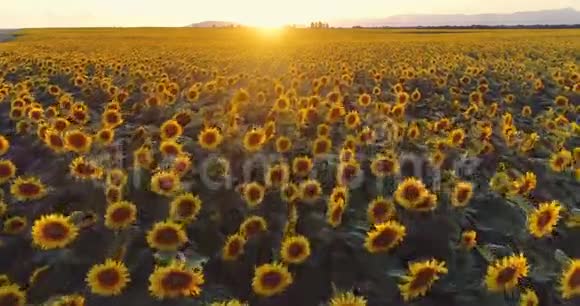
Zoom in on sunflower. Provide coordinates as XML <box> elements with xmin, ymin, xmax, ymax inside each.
<box><xmin>357</xmin><ymin>93</ymin><xmax>372</xmax><ymax>107</ymax></box>
<box><xmin>329</xmin><ymin>291</ymin><xmax>367</xmax><ymax>306</ymax></box>
<box><xmin>299</xmin><ymin>179</ymin><xmax>322</xmax><ymax>203</ymax></box>
<box><xmin>252</xmin><ymin>262</ymin><xmax>293</xmax><ymax>297</ymax></box>
<box><xmin>10</xmin><ymin>176</ymin><xmax>47</xmax><ymax>201</ymax></box>
<box><xmin>52</xmin><ymin>294</ymin><xmax>85</xmax><ymax>306</ymax></box>
<box><xmin>210</xmin><ymin>299</ymin><xmax>248</xmax><ymax>306</ymax></box>
<box><xmin>222</xmin><ymin>233</ymin><xmax>246</xmax><ymax>261</ymax></box>
<box><xmin>101</xmin><ymin>109</ymin><xmax>123</xmax><ymax>128</ymax></box>
<box><xmin>265</xmin><ymin>163</ymin><xmax>290</xmax><ymax>189</ymax></box>
<box><xmin>448</xmin><ymin>128</ymin><xmax>465</xmax><ymax>147</ymax></box>
<box><xmin>528</xmin><ymin>200</ymin><xmax>561</xmax><ymax>238</ymax></box>
<box><xmin>171</xmin><ymin>154</ymin><xmax>192</xmax><ymax>177</ymax></box>
<box><xmin>394</xmin><ymin>177</ymin><xmax>428</xmax><ymax>209</ymax></box>
<box><xmin>31</xmin><ymin>214</ymin><xmax>78</xmax><ymax>250</ymax></box>
<box><xmin>364</xmin><ymin>220</ymin><xmax>406</xmax><ymax>253</ymax></box>
<box><xmin>160</xmin><ymin>119</ymin><xmax>183</xmax><ymax>140</ymax></box>
<box><xmin>406</xmin><ymin>124</ymin><xmax>421</xmax><ymax>140</ymax></box>
<box><xmin>327</xmin><ymin>199</ymin><xmax>345</xmax><ymax>227</ymax></box>
<box><xmin>0</xmin><ymin>284</ymin><xmax>26</xmax><ymax>306</ymax></box>
<box><xmin>243</xmin><ymin>127</ymin><xmax>266</xmax><ymax>152</ymax></box>
<box><xmin>336</xmin><ymin>161</ymin><xmax>361</xmax><ymax>186</ymax></box>
<box><xmin>367</xmin><ymin>196</ymin><xmax>396</xmax><ymax>225</ymax></box>
<box><xmin>339</xmin><ymin>147</ymin><xmax>356</xmax><ymax>163</ymax></box>
<box><xmin>317</xmin><ymin>124</ymin><xmax>331</xmax><ymax>137</ymax></box>
<box><xmin>64</xmin><ymin>129</ymin><xmax>92</xmax><ymax>154</ymax></box>
<box><xmin>510</xmin><ymin>172</ymin><xmax>536</xmax><ymax>196</ymax></box>
<box><xmin>312</xmin><ymin>136</ymin><xmax>332</xmax><ymax>156</ymax></box>
<box><xmin>281</xmin><ymin>183</ymin><xmax>299</xmax><ymax>203</ymax></box>
<box><xmin>549</xmin><ymin>149</ymin><xmax>572</xmax><ymax>172</ymax></box>
<box><xmin>104</xmin><ymin>201</ymin><xmax>137</xmax><ymax>230</ymax></box>
<box><xmin>292</xmin><ymin>156</ymin><xmax>313</xmax><ymax>177</ymax></box>
<box><xmin>451</xmin><ymin>181</ymin><xmax>473</xmax><ymax>208</ymax></box>
<box><xmin>146</xmin><ymin>220</ymin><xmax>188</xmax><ymax>251</ymax></box>
<box><xmin>198</xmin><ymin>127</ymin><xmax>223</xmax><ymax>150</ymax></box>
<box><xmin>560</xmin><ymin>259</ymin><xmax>580</xmax><ymax>299</ymax></box>
<box><xmin>105</xmin><ymin>186</ymin><xmax>123</xmax><ymax>204</ymax></box>
<box><xmin>329</xmin><ymin>185</ymin><xmax>349</xmax><ymax>206</ymax></box>
<box><xmin>0</xmin><ymin>135</ymin><xmax>10</xmax><ymax>156</ymax></box>
<box><xmin>239</xmin><ymin>216</ymin><xmax>268</xmax><ymax>239</ymax></box>
<box><xmin>173</xmin><ymin>110</ymin><xmax>193</xmax><ymax>128</ymax></box>
<box><xmin>0</xmin><ymin>160</ymin><xmax>16</xmax><ymax>184</ymax></box>
<box><xmin>326</xmin><ymin>103</ymin><xmax>346</xmax><ymax>122</ymax></box>
<box><xmin>169</xmin><ymin>193</ymin><xmax>202</xmax><ymax>223</ymax></box>
<box><xmin>242</xmin><ymin>182</ymin><xmax>265</xmax><ymax>208</ymax></box>
<box><xmin>95</xmin><ymin>128</ymin><xmax>115</xmax><ymax>145</ymax></box>
<box><xmin>398</xmin><ymin>259</ymin><xmax>448</xmax><ymax>301</ymax></box>
<box><xmin>274</xmin><ymin>96</ymin><xmax>290</xmax><ymax>112</ymax></box>
<box><xmin>133</xmin><ymin>146</ymin><xmax>154</xmax><ymax>169</ymax></box>
<box><xmin>69</xmin><ymin>156</ymin><xmax>103</xmax><ymax>180</ymax></box>
<box><xmin>485</xmin><ymin>253</ymin><xmax>529</xmax><ymax>292</ymax></box>
<box><xmin>86</xmin><ymin>259</ymin><xmax>130</xmax><ymax>296</ymax></box>
<box><xmin>106</xmin><ymin>168</ymin><xmax>127</xmax><ymax>187</ymax></box>
<box><xmin>520</xmin><ymin>289</ymin><xmax>539</xmax><ymax>306</ymax></box>
<box><xmin>521</xmin><ymin>106</ymin><xmax>532</xmax><ymax>117</ymax></box>
<box><xmin>344</xmin><ymin>111</ymin><xmax>361</xmax><ymax>130</ymax></box>
<box><xmin>159</xmin><ymin>140</ymin><xmax>183</xmax><ymax>157</ymax></box>
<box><xmin>357</xmin><ymin>126</ymin><xmax>375</xmax><ymax>145</ymax></box>
<box><xmin>150</xmin><ymin>171</ymin><xmax>181</xmax><ymax>197</ymax></box>
<box><xmin>280</xmin><ymin>235</ymin><xmax>311</xmax><ymax>265</ymax></box>
<box><xmin>3</xmin><ymin>216</ymin><xmax>27</xmax><ymax>234</ymax></box>
<box><xmin>370</xmin><ymin>154</ymin><xmax>399</xmax><ymax>177</ymax></box>
<box><xmin>454</xmin><ymin>229</ymin><xmax>475</xmax><ymax>251</ymax></box>
<box><xmin>275</xmin><ymin>136</ymin><xmax>292</xmax><ymax>153</ymax></box>
<box><xmin>148</xmin><ymin>261</ymin><xmax>204</xmax><ymax>299</ymax></box>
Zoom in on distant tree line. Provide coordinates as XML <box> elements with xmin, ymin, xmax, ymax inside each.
<box><xmin>351</xmin><ymin>24</ymin><xmax>580</xmax><ymax>29</ymax></box>
<box><xmin>310</xmin><ymin>21</ymin><xmax>330</xmax><ymax>29</ymax></box>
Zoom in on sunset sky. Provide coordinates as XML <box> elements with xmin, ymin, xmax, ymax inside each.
<box><xmin>1</xmin><ymin>0</ymin><xmax>579</xmax><ymax>28</ymax></box>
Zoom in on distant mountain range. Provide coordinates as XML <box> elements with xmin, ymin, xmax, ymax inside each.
<box><xmin>333</xmin><ymin>8</ymin><xmax>580</xmax><ymax>28</ymax></box>
<box><xmin>187</xmin><ymin>8</ymin><xmax>580</xmax><ymax>28</ymax></box>
<box><xmin>187</xmin><ymin>21</ymin><xmax>240</xmax><ymax>28</ymax></box>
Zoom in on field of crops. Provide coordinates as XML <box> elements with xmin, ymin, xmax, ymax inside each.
<box><xmin>0</xmin><ymin>28</ymin><xmax>579</xmax><ymax>306</ymax></box>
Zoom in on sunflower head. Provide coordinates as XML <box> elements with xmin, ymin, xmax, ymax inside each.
<box><xmin>32</xmin><ymin>214</ymin><xmax>78</xmax><ymax>250</ymax></box>
<box><xmin>0</xmin><ymin>284</ymin><xmax>26</xmax><ymax>306</ymax></box>
<box><xmin>242</xmin><ymin>182</ymin><xmax>265</xmax><ymax>208</ymax></box>
<box><xmin>160</xmin><ymin>119</ymin><xmax>183</xmax><ymax>140</ymax></box>
<box><xmin>528</xmin><ymin>200</ymin><xmax>561</xmax><ymax>238</ymax></box>
<box><xmin>64</xmin><ymin>129</ymin><xmax>93</xmax><ymax>154</ymax></box>
<box><xmin>329</xmin><ymin>291</ymin><xmax>367</xmax><ymax>306</ymax></box>
<box><xmin>275</xmin><ymin>136</ymin><xmax>292</xmax><ymax>153</ymax></box>
<box><xmin>370</xmin><ymin>154</ymin><xmax>399</xmax><ymax>177</ymax></box>
<box><xmin>239</xmin><ymin>216</ymin><xmax>268</xmax><ymax>239</ymax></box>
<box><xmin>560</xmin><ymin>259</ymin><xmax>580</xmax><ymax>299</ymax></box>
<box><xmin>394</xmin><ymin>177</ymin><xmax>428</xmax><ymax>209</ymax></box>
<box><xmin>252</xmin><ymin>262</ymin><xmax>293</xmax><ymax>297</ymax></box>
<box><xmin>86</xmin><ymin>259</ymin><xmax>130</xmax><ymax>296</ymax></box>
<box><xmin>149</xmin><ymin>261</ymin><xmax>204</xmax><ymax>299</ymax></box>
<box><xmin>198</xmin><ymin>127</ymin><xmax>223</xmax><ymax>151</ymax></box>
<box><xmin>292</xmin><ymin>156</ymin><xmax>313</xmax><ymax>177</ymax></box>
<box><xmin>364</xmin><ymin>220</ymin><xmax>406</xmax><ymax>253</ymax></box>
<box><xmin>169</xmin><ymin>193</ymin><xmax>202</xmax><ymax>223</ymax></box>
<box><xmin>336</xmin><ymin>161</ymin><xmax>361</xmax><ymax>186</ymax></box>
<box><xmin>10</xmin><ymin>176</ymin><xmax>47</xmax><ymax>202</ymax></box>
<box><xmin>265</xmin><ymin>163</ymin><xmax>290</xmax><ymax>189</ymax></box>
<box><xmin>461</xmin><ymin>230</ymin><xmax>477</xmax><ymax>250</ymax></box>
<box><xmin>243</xmin><ymin>127</ymin><xmax>266</xmax><ymax>152</ymax></box>
<box><xmin>3</xmin><ymin>216</ymin><xmax>27</xmax><ymax>235</ymax></box>
<box><xmin>281</xmin><ymin>183</ymin><xmax>299</xmax><ymax>203</ymax></box>
<box><xmin>485</xmin><ymin>253</ymin><xmax>529</xmax><ymax>292</ymax></box>
<box><xmin>299</xmin><ymin>179</ymin><xmax>322</xmax><ymax>203</ymax></box>
<box><xmin>222</xmin><ymin>233</ymin><xmax>246</xmax><ymax>261</ymax></box>
<box><xmin>520</xmin><ymin>289</ymin><xmax>539</xmax><ymax>306</ymax></box>
<box><xmin>451</xmin><ymin>181</ymin><xmax>473</xmax><ymax>208</ymax></box>
<box><xmin>312</xmin><ymin>136</ymin><xmax>332</xmax><ymax>156</ymax></box>
<box><xmin>281</xmin><ymin>235</ymin><xmax>311</xmax><ymax>265</ymax></box>
<box><xmin>398</xmin><ymin>259</ymin><xmax>448</xmax><ymax>301</ymax></box>
<box><xmin>367</xmin><ymin>196</ymin><xmax>396</xmax><ymax>225</ymax></box>
<box><xmin>146</xmin><ymin>220</ymin><xmax>188</xmax><ymax>251</ymax></box>
<box><xmin>69</xmin><ymin>156</ymin><xmax>103</xmax><ymax>180</ymax></box>
<box><xmin>150</xmin><ymin>171</ymin><xmax>181</xmax><ymax>197</ymax></box>
<box><xmin>105</xmin><ymin>201</ymin><xmax>137</xmax><ymax>230</ymax></box>
<box><xmin>0</xmin><ymin>160</ymin><xmax>17</xmax><ymax>184</ymax></box>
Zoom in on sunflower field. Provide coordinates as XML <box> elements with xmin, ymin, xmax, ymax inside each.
<box><xmin>0</xmin><ymin>28</ymin><xmax>579</xmax><ymax>306</ymax></box>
